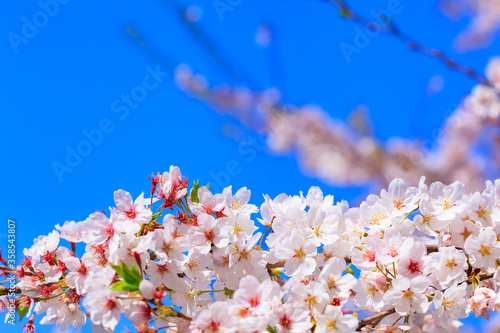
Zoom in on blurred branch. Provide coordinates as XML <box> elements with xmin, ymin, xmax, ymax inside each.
<box><xmin>160</xmin><ymin>0</ymin><xmax>263</xmax><ymax>90</ymax></box>
<box><xmin>124</xmin><ymin>24</ymin><xmax>177</xmax><ymax>70</ymax></box>
<box><xmin>123</xmin><ymin>1</ymin><xmax>500</xmax><ymax>191</ymax></box>
<box><xmin>323</xmin><ymin>0</ymin><xmax>496</xmax><ymax>89</ymax></box>
<box><xmin>151</xmin><ymin>0</ymin><xmax>497</xmax><ymax>92</ymax></box>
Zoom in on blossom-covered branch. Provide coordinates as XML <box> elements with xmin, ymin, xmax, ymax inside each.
<box><xmin>439</xmin><ymin>0</ymin><xmax>500</xmax><ymax>50</ymax></box>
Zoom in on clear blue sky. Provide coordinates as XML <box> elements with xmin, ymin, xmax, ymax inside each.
<box><xmin>1</xmin><ymin>0</ymin><xmax>499</xmax><ymax>332</ymax></box>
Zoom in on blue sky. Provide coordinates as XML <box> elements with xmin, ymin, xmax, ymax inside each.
<box><xmin>1</xmin><ymin>0</ymin><xmax>499</xmax><ymax>332</ymax></box>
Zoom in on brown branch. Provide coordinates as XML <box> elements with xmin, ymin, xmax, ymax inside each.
<box><xmin>321</xmin><ymin>0</ymin><xmax>496</xmax><ymax>89</ymax></box>
<box><xmin>267</xmin><ymin>261</ymin><xmax>286</xmax><ymax>269</ymax></box>
<box><xmin>354</xmin><ymin>272</ymin><xmax>495</xmax><ymax>331</ymax></box>
<box><xmin>478</xmin><ymin>272</ymin><xmax>495</xmax><ymax>282</ymax></box>
<box><xmin>426</xmin><ymin>245</ymin><xmax>438</xmax><ymax>253</ymax></box>
<box><xmin>266</xmin><ymin>244</ymin><xmax>492</xmax><ymax>331</ymax></box>
<box><xmin>175</xmin><ymin>311</ymin><xmax>192</xmax><ymax>321</ymax></box>
<box><xmin>0</xmin><ymin>286</ymin><xmax>21</xmax><ymax>296</ymax></box>
<box><xmin>357</xmin><ymin>308</ymin><xmax>396</xmax><ymax>331</ymax></box>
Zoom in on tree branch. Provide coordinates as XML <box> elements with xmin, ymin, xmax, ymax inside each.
<box><xmin>353</xmin><ymin>272</ymin><xmax>495</xmax><ymax>331</ymax></box>
<box><xmin>320</xmin><ymin>0</ymin><xmax>496</xmax><ymax>89</ymax></box>
<box><xmin>0</xmin><ymin>286</ymin><xmax>21</xmax><ymax>296</ymax></box>
<box><xmin>357</xmin><ymin>308</ymin><xmax>396</xmax><ymax>331</ymax></box>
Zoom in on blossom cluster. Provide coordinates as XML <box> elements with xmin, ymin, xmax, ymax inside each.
<box><xmin>439</xmin><ymin>0</ymin><xmax>500</xmax><ymax>50</ymax></box>
<box><xmin>4</xmin><ymin>166</ymin><xmax>500</xmax><ymax>332</ymax></box>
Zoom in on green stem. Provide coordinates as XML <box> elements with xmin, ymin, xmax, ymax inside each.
<box><xmin>183</xmin><ymin>195</ymin><xmax>193</xmax><ymax>215</ymax></box>
<box><xmin>376</xmin><ymin>264</ymin><xmax>391</xmax><ymax>280</ymax></box>
<box><xmin>259</xmin><ymin>224</ymin><xmax>273</xmax><ymax>250</ymax></box>
<box><xmin>34</xmin><ymin>290</ymin><xmax>67</xmax><ymax>302</ymax></box>
<box><xmin>198</xmin><ymin>289</ymin><xmax>225</xmax><ymax>295</ymax></box>
<box><xmin>402</xmin><ymin>207</ymin><xmax>418</xmax><ymax>223</ymax></box>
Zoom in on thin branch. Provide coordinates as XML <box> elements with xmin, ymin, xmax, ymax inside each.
<box><xmin>266</xmin><ymin>261</ymin><xmax>286</xmax><ymax>269</ymax></box>
<box><xmin>0</xmin><ymin>286</ymin><xmax>21</xmax><ymax>296</ymax></box>
<box><xmin>478</xmin><ymin>272</ymin><xmax>495</xmax><ymax>282</ymax></box>
<box><xmin>320</xmin><ymin>0</ymin><xmax>495</xmax><ymax>89</ymax></box>
<box><xmin>160</xmin><ymin>0</ymin><xmax>262</xmax><ymax>90</ymax></box>
<box><xmin>354</xmin><ymin>272</ymin><xmax>495</xmax><ymax>331</ymax></box>
<box><xmin>357</xmin><ymin>308</ymin><xmax>396</xmax><ymax>331</ymax></box>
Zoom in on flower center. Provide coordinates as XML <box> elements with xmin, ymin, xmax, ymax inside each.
<box><xmin>280</xmin><ymin>316</ymin><xmax>291</xmax><ymax>329</ymax></box>
<box><xmin>77</xmin><ymin>264</ymin><xmax>87</xmax><ymax>275</ymax></box>
<box><xmin>393</xmin><ymin>198</ymin><xmax>404</xmax><ymax>209</ymax></box>
<box><xmin>250</xmin><ymin>297</ymin><xmax>260</xmax><ymax>307</ymax></box>
<box><xmin>445</xmin><ymin>259</ymin><xmax>457</xmax><ymax>268</ymax></box>
<box><xmin>363</xmin><ymin>250</ymin><xmax>376</xmax><ymax>262</ymax></box>
<box><xmin>327</xmin><ymin>321</ymin><xmax>338</xmax><ymax>329</ymax></box>
<box><xmin>294</xmin><ymin>249</ymin><xmax>306</xmax><ymax>259</ymax></box>
<box><xmin>388</xmin><ymin>247</ymin><xmax>398</xmax><ymax>257</ymax></box>
<box><xmin>403</xmin><ymin>289</ymin><xmax>414</xmax><ymax>300</ymax></box>
<box><xmin>408</xmin><ymin>259</ymin><xmax>421</xmax><ymax>273</ymax></box>
<box><xmin>479</xmin><ymin>245</ymin><xmax>491</xmax><ymax>256</ymax></box>
<box><xmin>208</xmin><ymin>320</ymin><xmax>220</xmax><ymax>331</ymax></box>
<box><xmin>105</xmin><ymin>299</ymin><xmax>117</xmax><ymax>310</ymax></box>
<box><xmin>369</xmin><ymin>212</ymin><xmax>388</xmax><ymax>225</ymax></box>
<box><xmin>478</xmin><ymin>205</ymin><xmax>491</xmax><ymax>218</ymax></box>
<box><xmin>231</xmin><ymin>201</ymin><xmax>243</xmax><ymax>210</ymax></box>
<box><xmin>442</xmin><ymin>200</ymin><xmax>452</xmax><ymax>210</ymax></box>
<box><xmin>205</xmin><ymin>230</ymin><xmax>215</xmax><ymax>241</ymax></box>
<box><xmin>126</xmin><ymin>209</ymin><xmax>137</xmax><ymax>219</ymax></box>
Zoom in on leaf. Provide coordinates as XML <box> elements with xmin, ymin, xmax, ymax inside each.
<box><xmin>17</xmin><ymin>305</ymin><xmax>29</xmax><ymax>321</ymax></box>
<box><xmin>267</xmin><ymin>326</ymin><xmax>277</xmax><ymax>333</ymax></box>
<box><xmin>120</xmin><ymin>262</ymin><xmax>142</xmax><ymax>286</ymax></box>
<box><xmin>128</xmin><ymin>262</ymin><xmax>142</xmax><ymax>283</ymax></box>
<box><xmin>109</xmin><ymin>262</ymin><xmax>123</xmax><ymax>277</ymax></box>
<box><xmin>346</xmin><ymin>264</ymin><xmax>355</xmax><ymax>275</ymax></box>
<box><xmin>109</xmin><ymin>261</ymin><xmax>142</xmax><ymax>291</ymax></box>
<box><xmin>224</xmin><ymin>287</ymin><xmax>234</xmax><ymax>297</ymax></box>
<box><xmin>190</xmin><ymin>180</ymin><xmax>201</xmax><ymax>203</ymax></box>
<box><xmin>110</xmin><ymin>281</ymin><xmax>139</xmax><ymax>292</ymax></box>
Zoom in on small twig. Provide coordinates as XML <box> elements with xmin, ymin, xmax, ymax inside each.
<box><xmin>477</xmin><ymin>272</ymin><xmax>495</xmax><ymax>282</ymax></box>
<box><xmin>357</xmin><ymin>308</ymin><xmax>396</xmax><ymax>331</ymax></box>
<box><xmin>0</xmin><ymin>286</ymin><xmax>21</xmax><ymax>296</ymax></box>
<box><xmin>354</xmin><ymin>271</ymin><xmax>495</xmax><ymax>331</ymax></box>
<box><xmin>321</xmin><ymin>0</ymin><xmax>496</xmax><ymax>89</ymax></box>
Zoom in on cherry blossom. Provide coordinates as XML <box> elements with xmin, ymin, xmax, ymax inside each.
<box><xmin>383</xmin><ymin>276</ymin><xmax>431</xmax><ymax>316</ymax></box>
<box><xmin>7</xmin><ymin>166</ymin><xmax>500</xmax><ymax>332</ymax></box>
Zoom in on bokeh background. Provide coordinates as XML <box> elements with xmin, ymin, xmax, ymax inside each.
<box><xmin>2</xmin><ymin>0</ymin><xmax>500</xmax><ymax>332</ymax></box>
